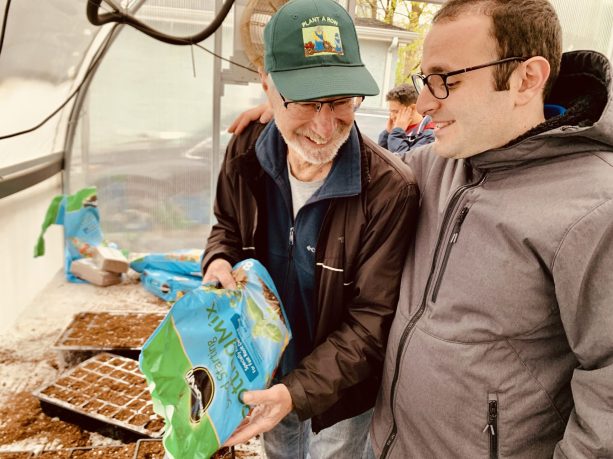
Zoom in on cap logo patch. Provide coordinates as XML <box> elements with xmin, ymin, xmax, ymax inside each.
<box><xmin>301</xmin><ymin>17</ymin><xmax>343</xmax><ymax>57</ymax></box>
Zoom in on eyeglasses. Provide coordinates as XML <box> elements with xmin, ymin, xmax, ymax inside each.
<box><xmin>411</xmin><ymin>57</ymin><xmax>529</xmax><ymax>100</ymax></box>
<box><xmin>279</xmin><ymin>94</ymin><xmax>364</xmax><ymax>117</ymax></box>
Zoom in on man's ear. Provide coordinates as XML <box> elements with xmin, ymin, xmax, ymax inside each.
<box><xmin>514</xmin><ymin>56</ymin><xmax>550</xmax><ymax>105</ymax></box>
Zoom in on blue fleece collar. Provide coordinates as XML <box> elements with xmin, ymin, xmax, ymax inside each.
<box><xmin>255</xmin><ymin>121</ymin><xmax>361</xmax><ymax>202</ymax></box>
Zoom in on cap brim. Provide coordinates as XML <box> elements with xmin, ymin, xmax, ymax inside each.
<box><xmin>270</xmin><ymin>65</ymin><xmax>380</xmax><ymax>101</ymax></box>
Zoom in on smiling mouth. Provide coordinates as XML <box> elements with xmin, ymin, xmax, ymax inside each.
<box><xmin>303</xmin><ymin>133</ymin><xmax>329</xmax><ymax>145</ymax></box>
<box><xmin>435</xmin><ymin>121</ymin><xmax>454</xmax><ymax>130</ymax></box>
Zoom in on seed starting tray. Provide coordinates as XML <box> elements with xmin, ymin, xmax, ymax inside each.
<box><xmin>53</xmin><ymin>312</ymin><xmax>165</xmax><ymax>357</ymax></box>
<box><xmin>33</xmin><ymin>353</ymin><xmax>164</xmax><ymax>439</ymax></box>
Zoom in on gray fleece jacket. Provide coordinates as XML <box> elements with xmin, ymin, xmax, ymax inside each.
<box><xmin>371</xmin><ymin>50</ymin><xmax>613</xmax><ymax>458</ymax></box>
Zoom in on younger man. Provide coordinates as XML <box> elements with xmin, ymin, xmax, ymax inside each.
<box><xmin>372</xmin><ymin>0</ymin><xmax>613</xmax><ymax>457</ymax></box>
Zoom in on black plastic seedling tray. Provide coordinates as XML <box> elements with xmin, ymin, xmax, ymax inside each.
<box><xmin>33</xmin><ymin>353</ymin><xmax>164</xmax><ymax>441</ymax></box>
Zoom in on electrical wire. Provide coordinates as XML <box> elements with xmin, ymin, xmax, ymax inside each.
<box><xmin>193</xmin><ymin>43</ymin><xmax>256</xmax><ymax>73</ymax></box>
<box><xmin>0</xmin><ymin>0</ymin><xmax>11</xmax><ymax>57</ymax></box>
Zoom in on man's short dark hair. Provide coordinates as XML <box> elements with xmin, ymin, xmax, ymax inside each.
<box><xmin>386</xmin><ymin>84</ymin><xmax>419</xmax><ymax>106</ymax></box>
<box><xmin>434</xmin><ymin>0</ymin><xmax>562</xmax><ymax>99</ymax></box>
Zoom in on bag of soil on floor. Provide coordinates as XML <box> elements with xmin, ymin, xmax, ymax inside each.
<box><xmin>140</xmin><ymin>258</ymin><xmax>291</xmax><ymax>459</ymax></box>
<box><xmin>34</xmin><ymin>187</ymin><xmax>104</xmax><ymax>282</ymax></box>
<box><xmin>141</xmin><ymin>268</ymin><xmax>202</xmax><ymax>302</ymax></box>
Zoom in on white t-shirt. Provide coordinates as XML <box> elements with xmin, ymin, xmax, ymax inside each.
<box><xmin>287</xmin><ymin>161</ymin><xmax>325</xmax><ymax>219</ymax></box>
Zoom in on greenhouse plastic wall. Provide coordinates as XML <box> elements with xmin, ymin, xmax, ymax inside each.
<box><xmin>551</xmin><ymin>0</ymin><xmax>613</xmax><ymax>60</ymax></box>
<box><xmin>68</xmin><ymin>25</ymin><xmax>219</xmax><ymax>252</ymax></box>
<box><xmin>0</xmin><ymin>0</ymin><xmax>104</xmax><ymax>334</ymax></box>
<box><xmin>65</xmin><ymin>2</ymin><xmax>267</xmax><ymax>254</ymax></box>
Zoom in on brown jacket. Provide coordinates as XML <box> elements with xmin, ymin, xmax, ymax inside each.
<box><xmin>202</xmin><ymin>121</ymin><xmax>418</xmax><ymax>431</ymax></box>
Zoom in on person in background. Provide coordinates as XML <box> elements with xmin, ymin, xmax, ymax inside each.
<box><xmin>378</xmin><ymin>83</ymin><xmax>435</xmax><ymax>155</ymax></box>
<box><xmin>201</xmin><ymin>0</ymin><xmax>419</xmax><ymax>458</ymax></box>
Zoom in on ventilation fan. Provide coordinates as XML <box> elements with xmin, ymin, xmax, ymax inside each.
<box><xmin>239</xmin><ymin>0</ymin><xmax>288</xmax><ymax>69</ymax></box>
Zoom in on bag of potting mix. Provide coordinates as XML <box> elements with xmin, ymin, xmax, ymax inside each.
<box><xmin>141</xmin><ymin>268</ymin><xmax>202</xmax><ymax>302</ymax></box>
<box><xmin>139</xmin><ymin>259</ymin><xmax>291</xmax><ymax>459</ymax></box>
<box><xmin>34</xmin><ymin>187</ymin><xmax>104</xmax><ymax>282</ymax></box>
<box><xmin>130</xmin><ymin>249</ymin><xmax>204</xmax><ymax>277</ymax></box>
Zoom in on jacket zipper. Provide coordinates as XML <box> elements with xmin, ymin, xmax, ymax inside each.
<box><xmin>285</xmin><ymin>226</ymin><xmax>295</xmax><ymax>281</ymax></box>
<box><xmin>380</xmin><ymin>172</ymin><xmax>487</xmax><ymax>458</ymax></box>
<box><xmin>482</xmin><ymin>394</ymin><xmax>498</xmax><ymax>459</ymax></box>
<box><xmin>431</xmin><ymin>206</ymin><xmax>469</xmax><ymax>303</ymax></box>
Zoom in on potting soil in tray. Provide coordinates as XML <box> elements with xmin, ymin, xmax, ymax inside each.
<box><xmin>0</xmin><ymin>445</ymin><xmax>135</xmax><ymax>459</ymax></box>
<box><xmin>33</xmin><ymin>353</ymin><xmax>164</xmax><ymax>438</ymax></box>
<box><xmin>54</xmin><ymin>312</ymin><xmax>165</xmax><ymax>352</ymax></box>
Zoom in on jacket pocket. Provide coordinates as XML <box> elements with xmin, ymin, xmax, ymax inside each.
<box><xmin>431</xmin><ymin>206</ymin><xmax>469</xmax><ymax>303</ymax></box>
<box><xmin>483</xmin><ymin>393</ymin><xmax>499</xmax><ymax>459</ymax></box>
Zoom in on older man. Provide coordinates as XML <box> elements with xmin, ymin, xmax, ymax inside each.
<box><xmin>201</xmin><ymin>0</ymin><xmax>418</xmax><ymax>458</ymax></box>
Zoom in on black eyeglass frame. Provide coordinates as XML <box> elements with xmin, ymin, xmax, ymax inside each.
<box><xmin>412</xmin><ymin>56</ymin><xmax>529</xmax><ymax>100</ymax></box>
<box><xmin>279</xmin><ymin>94</ymin><xmax>365</xmax><ymax>112</ymax></box>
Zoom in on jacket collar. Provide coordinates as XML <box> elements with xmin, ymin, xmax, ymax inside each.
<box><xmin>254</xmin><ymin>121</ymin><xmax>362</xmax><ymax>200</ymax></box>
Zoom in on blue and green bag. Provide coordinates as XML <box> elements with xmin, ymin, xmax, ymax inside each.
<box><xmin>139</xmin><ymin>259</ymin><xmax>291</xmax><ymax>459</ymax></box>
<box><xmin>130</xmin><ymin>249</ymin><xmax>204</xmax><ymax>278</ymax></box>
<box><xmin>34</xmin><ymin>187</ymin><xmax>103</xmax><ymax>283</ymax></box>
<box><xmin>141</xmin><ymin>268</ymin><xmax>202</xmax><ymax>303</ymax></box>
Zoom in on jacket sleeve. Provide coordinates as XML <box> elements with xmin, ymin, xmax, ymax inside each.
<box><xmin>386</xmin><ymin>127</ymin><xmax>412</xmax><ymax>154</ymax></box>
<box><xmin>200</xmin><ymin>151</ymin><xmax>243</xmax><ymax>274</ymax></box>
<box><xmin>282</xmin><ymin>157</ymin><xmax>419</xmax><ymax>419</ymax></box>
<box><xmin>200</xmin><ymin>128</ymin><xmax>260</xmax><ymax>274</ymax></box>
<box><xmin>377</xmin><ymin>129</ymin><xmax>389</xmax><ymax>149</ymax></box>
<box><xmin>553</xmin><ymin>198</ymin><xmax>613</xmax><ymax>458</ymax></box>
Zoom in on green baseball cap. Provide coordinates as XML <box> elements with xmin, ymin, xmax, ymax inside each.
<box><xmin>264</xmin><ymin>0</ymin><xmax>379</xmax><ymax>101</ymax></box>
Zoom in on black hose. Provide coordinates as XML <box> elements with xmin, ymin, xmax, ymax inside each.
<box><xmin>0</xmin><ymin>0</ymin><xmax>12</xmax><ymax>57</ymax></box>
<box><xmin>86</xmin><ymin>0</ymin><xmax>236</xmax><ymax>45</ymax></box>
